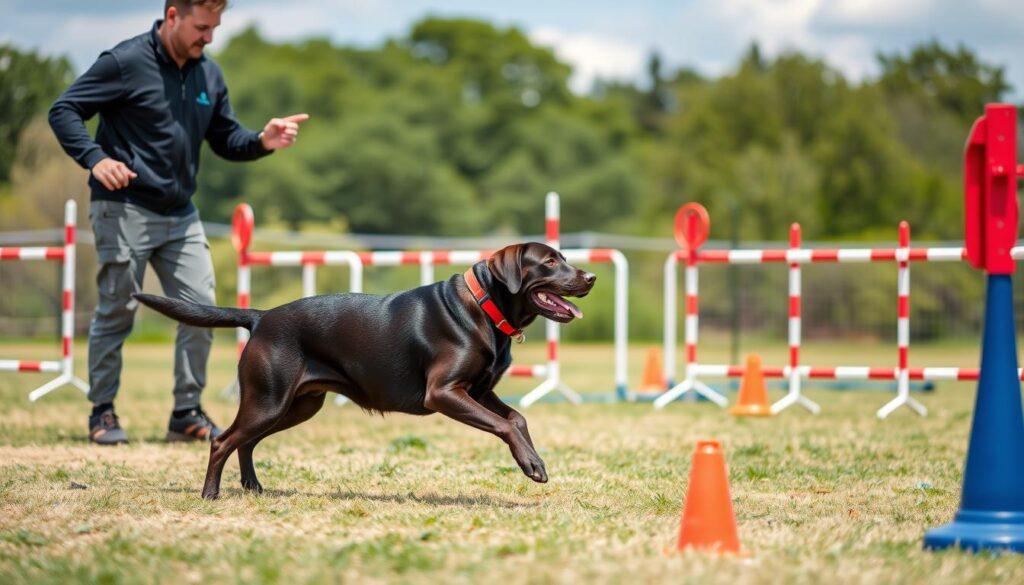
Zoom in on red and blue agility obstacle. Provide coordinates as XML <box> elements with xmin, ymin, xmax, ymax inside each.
<box><xmin>924</xmin><ymin>104</ymin><xmax>1024</xmax><ymax>552</ymax></box>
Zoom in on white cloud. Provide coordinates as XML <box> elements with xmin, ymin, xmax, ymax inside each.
<box><xmin>529</xmin><ymin>27</ymin><xmax>647</xmax><ymax>93</ymax></box>
<box><xmin>817</xmin><ymin>0</ymin><xmax>935</xmax><ymax>26</ymax></box>
<box><xmin>54</xmin><ymin>12</ymin><xmax>154</xmax><ymax>46</ymax></box>
<box><xmin>212</xmin><ymin>0</ymin><xmax>385</xmax><ymax>49</ymax></box>
<box><xmin>1</xmin><ymin>1</ymin><xmax>1020</xmax><ymax>98</ymax></box>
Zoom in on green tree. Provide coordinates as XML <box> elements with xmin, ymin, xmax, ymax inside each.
<box><xmin>0</xmin><ymin>45</ymin><xmax>74</xmax><ymax>183</ymax></box>
<box><xmin>409</xmin><ymin>18</ymin><xmax>572</xmax><ymax>108</ymax></box>
<box><xmin>877</xmin><ymin>40</ymin><xmax>1011</xmax><ymax>123</ymax></box>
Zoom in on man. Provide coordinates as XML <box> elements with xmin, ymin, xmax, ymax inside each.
<box><xmin>49</xmin><ymin>0</ymin><xmax>307</xmax><ymax>445</ymax></box>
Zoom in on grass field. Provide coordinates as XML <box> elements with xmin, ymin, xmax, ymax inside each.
<box><xmin>2</xmin><ymin>337</ymin><xmax>1024</xmax><ymax>584</ymax></box>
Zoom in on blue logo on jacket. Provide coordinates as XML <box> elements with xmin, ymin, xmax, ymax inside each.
<box><xmin>196</xmin><ymin>91</ymin><xmax>211</xmax><ymax>106</ymax></box>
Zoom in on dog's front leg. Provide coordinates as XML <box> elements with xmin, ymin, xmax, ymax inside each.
<box><xmin>476</xmin><ymin>389</ymin><xmax>536</xmax><ymax>450</ymax></box>
<box><xmin>424</xmin><ymin>380</ymin><xmax>547</xmax><ymax>483</ymax></box>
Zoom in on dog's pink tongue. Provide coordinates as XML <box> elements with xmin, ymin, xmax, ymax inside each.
<box><xmin>552</xmin><ymin>295</ymin><xmax>583</xmax><ymax>319</ymax></box>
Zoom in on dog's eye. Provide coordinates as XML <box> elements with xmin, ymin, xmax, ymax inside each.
<box><xmin>545</xmin><ymin>258</ymin><xmax>558</xmax><ymax>267</ymax></box>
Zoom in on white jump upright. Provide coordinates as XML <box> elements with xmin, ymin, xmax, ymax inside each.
<box><xmin>769</xmin><ymin>224</ymin><xmax>820</xmax><ymax>415</ymax></box>
<box><xmin>655</xmin><ymin>204</ymin><xmax>727</xmax><ymax>409</ymax></box>
<box><xmin>520</xmin><ymin>192</ymin><xmax>581</xmax><ymax>407</ymax></box>
<box><xmin>231</xmin><ymin>204</ymin><xmax>364</xmax><ymax>355</ymax></box>
<box><xmin>875</xmin><ymin>222</ymin><xmax>927</xmax><ymax>419</ymax></box>
<box><xmin>229</xmin><ymin>192</ymin><xmax>630</xmax><ymax>405</ymax></box>
<box><xmin>0</xmin><ymin>200</ymin><xmax>89</xmax><ymax>401</ymax></box>
<box><xmin>227</xmin><ymin>204</ymin><xmax>364</xmax><ymax>401</ymax></box>
<box><xmin>660</xmin><ymin>201</ymin><xmax>1024</xmax><ymax>417</ymax></box>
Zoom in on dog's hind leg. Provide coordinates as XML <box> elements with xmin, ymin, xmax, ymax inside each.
<box><xmin>238</xmin><ymin>391</ymin><xmax>327</xmax><ymax>493</ymax></box>
<box><xmin>201</xmin><ymin>348</ymin><xmax>300</xmax><ymax>500</ymax></box>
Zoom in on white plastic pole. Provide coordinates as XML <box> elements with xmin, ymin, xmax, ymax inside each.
<box><xmin>663</xmin><ymin>253</ymin><xmax>677</xmax><ymax>390</ymax></box>
<box><xmin>302</xmin><ymin>264</ymin><xmax>317</xmax><ymax>298</ymax></box>
<box><xmin>611</xmin><ymin>250</ymin><xmax>629</xmax><ymax>400</ymax></box>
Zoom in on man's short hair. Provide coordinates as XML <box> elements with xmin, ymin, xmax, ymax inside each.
<box><xmin>165</xmin><ymin>0</ymin><xmax>229</xmax><ymax>14</ymax></box>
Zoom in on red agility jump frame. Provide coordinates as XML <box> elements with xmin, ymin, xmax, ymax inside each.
<box><xmin>0</xmin><ymin>200</ymin><xmax>88</xmax><ymax>401</ymax></box>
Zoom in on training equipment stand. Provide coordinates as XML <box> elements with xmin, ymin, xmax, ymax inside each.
<box><xmin>924</xmin><ymin>104</ymin><xmax>1024</xmax><ymax>552</ymax></box>
<box><xmin>655</xmin><ymin>204</ymin><xmax>729</xmax><ymax>408</ymax></box>
<box><xmin>0</xmin><ymin>200</ymin><xmax>89</xmax><ymax>401</ymax></box>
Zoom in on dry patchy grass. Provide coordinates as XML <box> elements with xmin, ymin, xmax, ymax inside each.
<box><xmin>1</xmin><ymin>339</ymin><xmax>1023</xmax><ymax>584</ymax></box>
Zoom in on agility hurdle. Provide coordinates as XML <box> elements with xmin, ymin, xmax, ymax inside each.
<box><xmin>659</xmin><ymin>202</ymin><xmax>1023</xmax><ymax>418</ymax></box>
<box><xmin>229</xmin><ymin>202</ymin><xmax>364</xmax><ymax>398</ymax></box>
<box><xmin>229</xmin><ymin>192</ymin><xmax>629</xmax><ymax>407</ymax></box>
<box><xmin>0</xmin><ymin>199</ymin><xmax>89</xmax><ymax>401</ymax></box>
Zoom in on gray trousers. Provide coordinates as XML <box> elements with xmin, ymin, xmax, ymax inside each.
<box><xmin>87</xmin><ymin>200</ymin><xmax>216</xmax><ymax>409</ymax></box>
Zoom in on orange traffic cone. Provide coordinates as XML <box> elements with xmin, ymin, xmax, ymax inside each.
<box><xmin>676</xmin><ymin>440</ymin><xmax>741</xmax><ymax>554</ymax></box>
<box><xmin>640</xmin><ymin>347</ymin><xmax>666</xmax><ymax>392</ymax></box>
<box><xmin>730</xmin><ymin>353</ymin><xmax>772</xmax><ymax>416</ymax></box>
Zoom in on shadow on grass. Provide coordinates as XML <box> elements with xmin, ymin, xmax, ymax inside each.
<box><xmin>159</xmin><ymin>486</ymin><xmax>539</xmax><ymax>509</ymax></box>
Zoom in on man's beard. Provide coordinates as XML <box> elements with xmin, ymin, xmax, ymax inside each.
<box><xmin>174</xmin><ymin>37</ymin><xmax>204</xmax><ymax>60</ymax></box>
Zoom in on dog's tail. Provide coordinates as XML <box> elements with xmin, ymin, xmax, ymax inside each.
<box><xmin>133</xmin><ymin>293</ymin><xmax>262</xmax><ymax>330</ymax></box>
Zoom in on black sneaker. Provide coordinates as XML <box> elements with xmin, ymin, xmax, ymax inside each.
<box><xmin>166</xmin><ymin>408</ymin><xmax>222</xmax><ymax>442</ymax></box>
<box><xmin>88</xmin><ymin>407</ymin><xmax>129</xmax><ymax>445</ymax></box>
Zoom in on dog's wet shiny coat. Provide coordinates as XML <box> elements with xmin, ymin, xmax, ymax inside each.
<box><xmin>135</xmin><ymin>243</ymin><xmax>595</xmax><ymax>499</ymax></box>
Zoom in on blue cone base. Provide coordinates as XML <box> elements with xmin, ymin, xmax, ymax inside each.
<box><xmin>923</xmin><ymin>275</ymin><xmax>1024</xmax><ymax>554</ymax></box>
<box><xmin>924</xmin><ymin>513</ymin><xmax>1024</xmax><ymax>553</ymax></box>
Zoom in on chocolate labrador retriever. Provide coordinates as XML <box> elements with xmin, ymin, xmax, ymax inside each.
<box><xmin>134</xmin><ymin>242</ymin><xmax>595</xmax><ymax>499</ymax></box>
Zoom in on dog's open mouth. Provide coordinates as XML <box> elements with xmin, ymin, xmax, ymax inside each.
<box><xmin>531</xmin><ymin>290</ymin><xmax>583</xmax><ymax>322</ymax></box>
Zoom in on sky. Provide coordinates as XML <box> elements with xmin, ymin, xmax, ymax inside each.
<box><xmin>3</xmin><ymin>0</ymin><xmax>1022</xmax><ymax>98</ymax></box>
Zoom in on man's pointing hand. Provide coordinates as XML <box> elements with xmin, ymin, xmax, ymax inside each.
<box><xmin>260</xmin><ymin>113</ymin><xmax>309</xmax><ymax>151</ymax></box>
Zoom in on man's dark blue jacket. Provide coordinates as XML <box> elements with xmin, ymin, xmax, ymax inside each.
<box><xmin>49</xmin><ymin>21</ymin><xmax>271</xmax><ymax>216</ymax></box>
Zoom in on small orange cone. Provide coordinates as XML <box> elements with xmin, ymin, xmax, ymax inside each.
<box><xmin>640</xmin><ymin>347</ymin><xmax>666</xmax><ymax>392</ymax></box>
<box><xmin>677</xmin><ymin>440</ymin><xmax>741</xmax><ymax>554</ymax></box>
<box><xmin>730</xmin><ymin>353</ymin><xmax>772</xmax><ymax>416</ymax></box>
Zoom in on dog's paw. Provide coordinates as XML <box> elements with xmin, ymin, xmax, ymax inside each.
<box><xmin>520</xmin><ymin>455</ymin><xmax>548</xmax><ymax>483</ymax></box>
<box><xmin>241</xmin><ymin>479</ymin><xmax>264</xmax><ymax>494</ymax></box>
<box><xmin>510</xmin><ymin>441</ymin><xmax>548</xmax><ymax>483</ymax></box>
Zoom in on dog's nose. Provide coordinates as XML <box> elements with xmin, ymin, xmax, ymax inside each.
<box><xmin>584</xmin><ymin>272</ymin><xmax>597</xmax><ymax>285</ymax></box>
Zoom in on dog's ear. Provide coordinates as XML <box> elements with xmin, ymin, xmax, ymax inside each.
<box><xmin>487</xmin><ymin>245</ymin><xmax>525</xmax><ymax>294</ymax></box>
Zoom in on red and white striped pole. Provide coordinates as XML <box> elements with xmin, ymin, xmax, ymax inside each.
<box><xmin>685</xmin><ymin>246</ymin><xmax>699</xmax><ymax>371</ymax></box>
<box><xmin>547</xmin><ymin>192</ymin><xmax>559</xmax><ymax>390</ymax></box>
<box><xmin>520</xmin><ymin>192</ymin><xmax>581</xmax><ymax>407</ymax></box>
<box><xmin>232</xmin><ymin>204</ymin><xmax>254</xmax><ymax>359</ymax></box>
<box><xmin>877</xmin><ymin>221</ymin><xmax>926</xmax><ymax>418</ymax></box>
<box><xmin>655</xmin><ymin>203</ymin><xmax>727</xmax><ymax>409</ymax></box>
<box><xmin>790</xmin><ymin>223</ymin><xmax>800</xmax><ymax>379</ymax></box>
<box><xmin>771</xmin><ymin>223</ymin><xmax>820</xmax><ymax>414</ymax></box>
<box><xmin>27</xmin><ymin>199</ymin><xmax>89</xmax><ymax>401</ymax></box>
<box><xmin>61</xmin><ymin>200</ymin><xmax>76</xmax><ymax>379</ymax></box>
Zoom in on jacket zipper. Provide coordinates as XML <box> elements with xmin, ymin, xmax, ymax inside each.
<box><xmin>174</xmin><ymin>68</ymin><xmax>186</xmax><ymax>204</ymax></box>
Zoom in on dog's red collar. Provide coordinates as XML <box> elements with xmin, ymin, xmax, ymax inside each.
<box><xmin>463</xmin><ymin>268</ymin><xmax>525</xmax><ymax>343</ymax></box>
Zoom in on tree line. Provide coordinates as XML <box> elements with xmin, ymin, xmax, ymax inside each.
<box><xmin>0</xmin><ymin>18</ymin><xmax>1019</xmax><ymax>342</ymax></box>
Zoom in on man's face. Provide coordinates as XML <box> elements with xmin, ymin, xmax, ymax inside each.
<box><xmin>167</xmin><ymin>5</ymin><xmax>221</xmax><ymax>61</ymax></box>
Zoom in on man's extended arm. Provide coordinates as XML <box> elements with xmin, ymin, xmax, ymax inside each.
<box><xmin>205</xmin><ymin>85</ymin><xmax>273</xmax><ymax>161</ymax></box>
